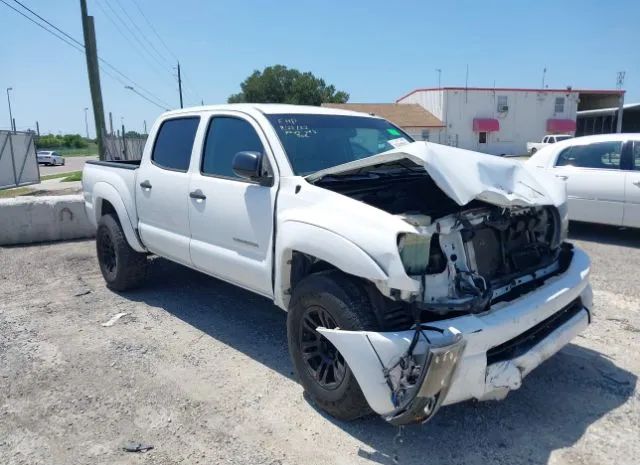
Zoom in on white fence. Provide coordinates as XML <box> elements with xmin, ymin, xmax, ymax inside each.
<box><xmin>0</xmin><ymin>130</ymin><xmax>40</xmax><ymax>190</ymax></box>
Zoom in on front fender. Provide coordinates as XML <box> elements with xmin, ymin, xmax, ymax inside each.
<box><xmin>274</xmin><ymin>221</ymin><xmax>388</xmax><ymax>309</ymax></box>
<box><xmin>90</xmin><ymin>182</ymin><xmax>146</xmax><ymax>252</ymax></box>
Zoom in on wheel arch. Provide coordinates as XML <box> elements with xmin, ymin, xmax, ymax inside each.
<box><xmin>92</xmin><ymin>182</ymin><xmax>146</xmax><ymax>252</ymax></box>
<box><xmin>274</xmin><ymin>221</ymin><xmax>388</xmax><ymax>309</ymax></box>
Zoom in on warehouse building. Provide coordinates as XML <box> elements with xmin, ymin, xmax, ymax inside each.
<box><xmin>396</xmin><ymin>87</ymin><xmax>625</xmax><ymax>155</ymax></box>
<box><xmin>577</xmin><ymin>102</ymin><xmax>640</xmax><ymax>135</ymax></box>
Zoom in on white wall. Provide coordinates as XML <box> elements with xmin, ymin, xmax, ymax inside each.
<box><xmin>399</xmin><ymin>90</ymin><xmax>445</xmax><ymax>121</ymax></box>
<box><xmin>400</xmin><ymin>89</ymin><xmax>579</xmax><ymax>155</ymax></box>
<box><xmin>403</xmin><ymin>126</ymin><xmax>445</xmax><ymax>143</ymax></box>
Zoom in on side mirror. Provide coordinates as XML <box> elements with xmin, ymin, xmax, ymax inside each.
<box><xmin>232</xmin><ymin>151</ymin><xmax>272</xmax><ymax>185</ymax></box>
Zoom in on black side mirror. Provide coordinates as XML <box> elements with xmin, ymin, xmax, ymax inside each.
<box><xmin>232</xmin><ymin>151</ymin><xmax>272</xmax><ymax>185</ymax></box>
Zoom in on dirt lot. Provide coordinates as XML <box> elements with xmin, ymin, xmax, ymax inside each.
<box><xmin>1</xmin><ymin>223</ymin><xmax>639</xmax><ymax>465</ymax></box>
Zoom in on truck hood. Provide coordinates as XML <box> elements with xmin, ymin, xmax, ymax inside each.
<box><xmin>306</xmin><ymin>141</ymin><xmax>565</xmax><ymax>207</ymax></box>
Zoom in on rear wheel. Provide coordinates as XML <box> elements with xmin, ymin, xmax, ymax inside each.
<box><xmin>96</xmin><ymin>214</ymin><xmax>147</xmax><ymax>291</ymax></box>
<box><xmin>287</xmin><ymin>270</ymin><xmax>379</xmax><ymax>420</ymax></box>
<box><xmin>531</xmin><ymin>147</ymin><xmax>537</xmax><ymax>154</ymax></box>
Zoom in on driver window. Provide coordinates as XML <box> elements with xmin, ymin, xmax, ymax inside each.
<box><xmin>201</xmin><ymin>116</ymin><xmax>266</xmax><ymax>179</ymax></box>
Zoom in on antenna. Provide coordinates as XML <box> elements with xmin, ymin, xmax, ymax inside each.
<box><xmin>616</xmin><ymin>71</ymin><xmax>626</xmax><ymax>90</ymax></box>
<box><xmin>542</xmin><ymin>67</ymin><xmax>547</xmax><ymax>89</ymax></box>
<box><xmin>465</xmin><ymin>64</ymin><xmax>469</xmax><ymax>103</ymax></box>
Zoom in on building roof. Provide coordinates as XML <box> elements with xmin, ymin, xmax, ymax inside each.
<box><xmin>577</xmin><ymin>102</ymin><xmax>640</xmax><ymax>117</ymax></box>
<box><xmin>321</xmin><ymin>103</ymin><xmax>444</xmax><ymax>127</ymax></box>
<box><xmin>397</xmin><ymin>87</ymin><xmax>625</xmax><ymax>102</ymax></box>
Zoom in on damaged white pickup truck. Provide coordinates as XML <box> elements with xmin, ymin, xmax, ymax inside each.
<box><xmin>83</xmin><ymin>104</ymin><xmax>592</xmax><ymax>425</ymax></box>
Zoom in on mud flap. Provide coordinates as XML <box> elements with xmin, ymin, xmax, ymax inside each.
<box><xmin>317</xmin><ymin>325</ymin><xmax>465</xmax><ymax>425</ymax></box>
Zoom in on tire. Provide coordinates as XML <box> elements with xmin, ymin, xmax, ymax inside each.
<box><xmin>96</xmin><ymin>213</ymin><xmax>147</xmax><ymax>291</ymax></box>
<box><xmin>287</xmin><ymin>270</ymin><xmax>379</xmax><ymax>421</ymax></box>
<box><xmin>531</xmin><ymin>148</ymin><xmax>537</xmax><ymax>154</ymax></box>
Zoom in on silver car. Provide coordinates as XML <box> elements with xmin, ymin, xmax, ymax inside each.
<box><xmin>36</xmin><ymin>150</ymin><xmax>65</xmax><ymax>166</ymax></box>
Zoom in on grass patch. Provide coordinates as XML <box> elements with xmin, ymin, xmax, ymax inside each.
<box><xmin>39</xmin><ymin>142</ymin><xmax>98</xmax><ymax>158</ymax></box>
<box><xmin>41</xmin><ymin>172</ymin><xmax>72</xmax><ymax>181</ymax></box>
<box><xmin>62</xmin><ymin>171</ymin><xmax>82</xmax><ymax>182</ymax></box>
<box><xmin>0</xmin><ymin>187</ymin><xmax>32</xmax><ymax>198</ymax></box>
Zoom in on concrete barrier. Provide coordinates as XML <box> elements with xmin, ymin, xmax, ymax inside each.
<box><xmin>0</xmin><ymin>194</ymin><xmax>95</xmax><ymax>245</ymax></box>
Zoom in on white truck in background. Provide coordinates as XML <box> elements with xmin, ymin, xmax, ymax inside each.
<box><xmin>82</xmin><ymin>104</ymin><xmax>593</xmax><ymax>426</ymax></box>
<box><xmin>527</xmin><ymin>134</ymin><xmax>573</xmax><ymax>154</ymax></box>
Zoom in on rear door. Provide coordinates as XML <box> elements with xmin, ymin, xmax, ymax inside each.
<box><xmin>135</xmin><ymin>116</ymin><xmax>200</xmax><ymax>265</ymax></box>
<box><xmin>552</xmin><ymin>140</ymin><xmax>625</xmax><ymax>226</ymax></box>
<box><xmin>623</xmin><ymin>140</ymin><xmax>640</xmax><ymax>228</ymax></box>
<box><xmin>187</xmin><ymin>113</ymin><xmax>277</xmax><ymax>296</ymax></box>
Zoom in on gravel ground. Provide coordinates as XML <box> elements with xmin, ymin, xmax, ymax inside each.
<box><xmin>0</xmin><ymin>222</ymin><xmax>638</xmax><ymax>465</ymax></box>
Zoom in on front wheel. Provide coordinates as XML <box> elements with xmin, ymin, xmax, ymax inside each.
<box><xmin>531</xmin><ymin>147</ymin><xmax>537</xmax><ymax>154</ymax></box>
<box><xmin>287</xmin><ymin>270</ymin><xmax>379</xmax><ymax>421</ymax></box>
<box><xmin>96</xmin><ymin>214</ymin><xmax>147</xmax><ymax>291</ymax></box>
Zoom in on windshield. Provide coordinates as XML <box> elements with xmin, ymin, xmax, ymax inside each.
<box><xmin>556</xmin><ymin>135</ymin><xmax>572</xmax><ymax>142</ymax></box>
<box><xmin>266</xmin><ymin>114</ymin><xmax>414</xmax><ymax>175</ymax></box>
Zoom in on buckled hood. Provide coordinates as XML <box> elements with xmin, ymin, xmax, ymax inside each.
<box><xmin>306</xmin><ymin>141</ymin><xmax>566</xmax><ymax>208</ymax></box>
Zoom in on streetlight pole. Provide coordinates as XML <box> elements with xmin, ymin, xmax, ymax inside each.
<box><xmin>6</xmin><ymin>87</ymin><xmax>14</xmax><ymax>132</ymax></box>
<box><xmin>84</xmin><ymin>107</ymin><xmax>89</xmax><ymax>139</ymax></box>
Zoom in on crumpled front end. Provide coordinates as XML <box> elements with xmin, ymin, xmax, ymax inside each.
<box><xmin>317</xmin><ymin>247</ymin><xmax>592</xmax><ymax>425</ymax></box>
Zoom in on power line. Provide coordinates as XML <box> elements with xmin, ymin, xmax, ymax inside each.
<box><xmin>130</xmin><ymin>0</ymin><xmax>177</xmax><ymax>61</ymax></box>
<box><xmin>125</xmin><ymin>86</ymin><xmax>168</xmax><ymax>111</ymax></box>
<box><xmin>3</xmin><ymin>0</ymin><xmax>171</xmax><ymax>109</ymax></box>
<box><xmin>114</xmin><ymin>0</ymin><xmax>172</xmax><ymax>68</ymax></box>
<box><xmin>95</xmin><ymin>0</ymin><xmax>171</xmax><ymax>80</ymax></box>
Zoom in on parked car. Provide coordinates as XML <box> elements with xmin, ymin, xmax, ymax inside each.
<box><xmin>527</xmin><ymin>134</ymin><xmax>573</xmax><ymax>154</ymax></box>
<box><xmin>83</xmin><ymin>104</ymin><xmax>592</xmax><ymax>425</ymax></box>
<box><xmin>36</xmin><ymin>150</ymin><xmax>65</xmax><ymax>166</ymax></box>
<box><xmin>527</xmin><ymin>133</ymin><xmax>640</xmax><ymax>228</ymax></box>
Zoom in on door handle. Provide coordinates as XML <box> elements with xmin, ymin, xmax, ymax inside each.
<box><xmin>139</xmin><ymin>180</ymin><xmax>152</xmax><ymax>189</ymax></box>
<box><xmin>555</xmin><ymin>175</ymin><xmax>568</xmax><ymax>181</ymax></box>
<box><xmin>189</xmin><ymin>190</ymin><xmax>207</xmax><ymax>200</ymax></box>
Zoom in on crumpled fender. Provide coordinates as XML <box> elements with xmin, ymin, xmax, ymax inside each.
<box><xmin>274</xmin><ymin>220</ymin><xmax>388</xmax><ymax>309</ymax></box>
<box><xmin>90</xmin><ymin>182</ymin><xmax>146</xmax><ymax>252</ymax></box>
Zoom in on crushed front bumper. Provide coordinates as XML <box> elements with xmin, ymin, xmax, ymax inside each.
<box><xmin>318</xmin><ymin>246</ymin><xmax>592</xmax><ymax>425</ymax></box>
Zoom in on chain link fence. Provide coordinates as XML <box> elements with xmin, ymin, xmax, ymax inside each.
<box><xmin>0</xmin><ymin>130</ymin><xmax>40</xmax><ymax>190</ymax></box>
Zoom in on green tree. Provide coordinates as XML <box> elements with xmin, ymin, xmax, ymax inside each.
<box><xmin>228</xmin><ymin>65</ymin><xmax>349</xmax><ymax>105</ymax></box>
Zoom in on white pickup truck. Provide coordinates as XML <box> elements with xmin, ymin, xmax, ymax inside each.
<box><xmin>527</xmin><ymin>134</ymin><xmax>573</xmax><ymax>154</ymax></box>
<box><xmin>83</xmin><ymin>104</ymin><xmax>593</xmax><ymax>425</ymax></box>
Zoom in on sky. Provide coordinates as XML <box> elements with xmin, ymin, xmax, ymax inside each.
<box><xmin>1</xmin><ymin>0</ymin><xmax>639</xmax><ymax>136</ymax></box>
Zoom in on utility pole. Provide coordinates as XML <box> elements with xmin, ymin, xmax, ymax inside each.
<box><xmin>80</xmin><ymin>0</ymin><xmax>107</xmax><ymax>160</ymax></box>
<box><xmin>143</xmin><ymin>120</ymin><xmax>147</xmax><ymax>134</ymax></box>
<box><xmin>435</xmin><ymin>69</ymin><xmax>442</xmax><ymax>89</ymax></box>
<box><xmin>109</xmin><ymin>111</ymin><xmax>114</xmax><ymax>136</ymax></box>
<box><xmin>177</xmin><ymin>61</ymin><xmax>183</xmax><ymax>109</ymax></box>
<box><xmin>6</xmin><ymin>87</ymin><xmax>14</xmax><ymax>132</ymax></box>
<box><xmin>121</xmin><ymin>121</ymin><xmax>127</xmax><ymax>160</ymax></box>
<box><xmin>35</xmin><ymin>121</ymin><xmax>40</xmax><ymax>137</ymax></box>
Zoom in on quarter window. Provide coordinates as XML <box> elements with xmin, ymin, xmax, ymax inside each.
<box><xmin>151</xmin><ymin>117</ymin><xmax>199</xmax><ymax>171</ymax></box>
<box><xmin>555</xmin><ymin>97</ymin><xmax>565</xmax><ymax>113</ymax></box>
<box><xmin>556</xmin><ymin>141</ymin><xmax>622</xmax><ymax>169</ymax></box>
<box><xmin>202</xmin><ymin>117</ymin><xmax>265</xmax><ymax>179</ymax></box>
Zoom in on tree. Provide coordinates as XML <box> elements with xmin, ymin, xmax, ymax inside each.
<box><xmin>228</xmin><ymin>65</ymin><xmax>349</xmax><ymax>106</ymax></box>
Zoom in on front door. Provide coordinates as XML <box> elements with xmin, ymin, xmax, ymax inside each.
<box><xmin>552</xmin><ymin>140</ymin><xmax>625</xmax><ymax>226</ymax></box>
<box><xmin>135</xmin><ymin>116</ymin><xmax>200</xmax><ymax>265</ymax></box>
<box><xmin>188</xmin><ymin>114</ymin><xmax>277</xmax><ymax>296</ymax></box>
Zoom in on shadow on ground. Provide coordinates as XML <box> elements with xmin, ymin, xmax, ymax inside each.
<box><xmin>569</xmin><ymin>221</ymin><xmax>640</xmax><ymax>248</ymax></box>
<box><xmin>126</xmin><ymin>257</ymin><xmax>636</xmax><ymax>465</ymax></box>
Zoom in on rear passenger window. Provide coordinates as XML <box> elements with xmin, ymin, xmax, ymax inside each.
<box><xmin>151</xmin><ymin>117</ymin><xmax>200</xmax><ymax>171</ymax></box>
<box><xmin>201</xmin><ymin>117</ymin><xmax>265</xmax><ymax>179</ymax></box>
<box><xmin>556</xmin><ymin>141</ymin><xmax>622</xmax><ymax>169</ymax></box>
<box><xmin>633</xmin><ymin>141</ymin><xmax>640</xmax><ymax>171</ymax></box>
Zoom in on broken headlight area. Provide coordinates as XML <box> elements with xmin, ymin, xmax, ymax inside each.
<box><xmin>318</xmin><ymin>325</ymin><xmax>465</xmax><ymax>426</ymax></box>
<box><xmin>397</xmin><ymin>205</ymin><xmax>566</xmax><ymax>316</ymax></box>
